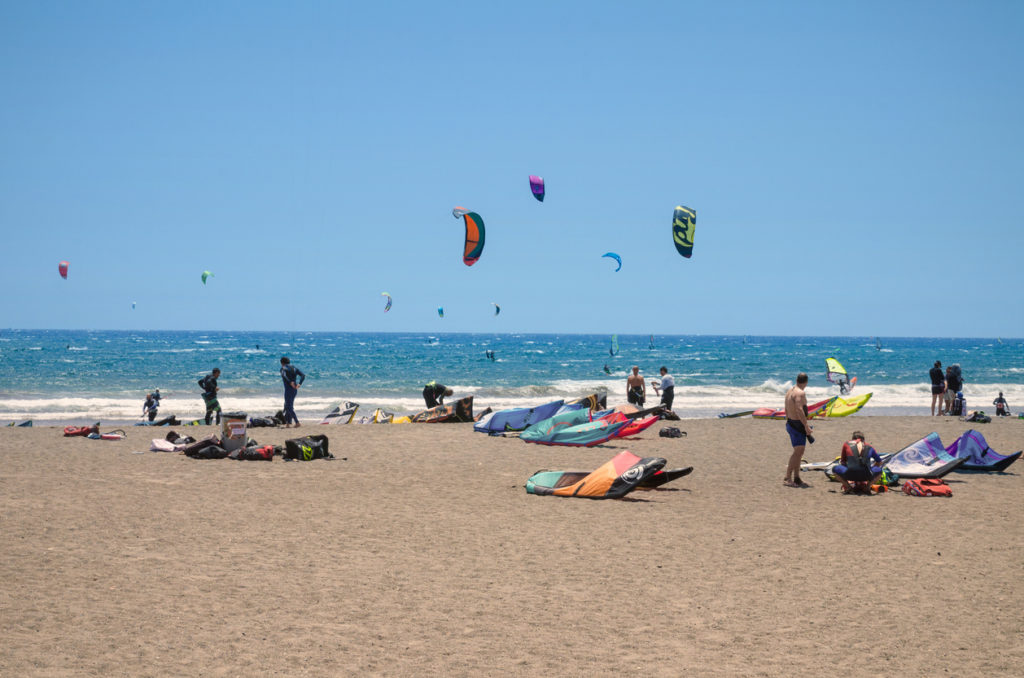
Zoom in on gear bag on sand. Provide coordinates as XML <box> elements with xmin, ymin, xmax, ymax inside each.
<box><xmin>903</xmin><ymin>478</ymin><xmax>952</xmax><ymax>497</ymax></box>
<box><xmin>283</xmin><ymin>435</ymin><xmax>332</xmax><ymax>461</ymax></box>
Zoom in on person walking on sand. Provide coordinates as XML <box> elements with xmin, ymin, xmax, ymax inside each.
<box><xmin>280</xmin><ymin>357</ymin><xmax>306</xmax><ymax>428</ymax></box>
<box><xmin>929</xmin><ymin>360</ymin><xmax>945</xmax><ymax>416</ymax></box>
<box><xmin>783</xmin><ymin>373</ymin><xmax>813</xmax><ymax>487</ymax></box>
<box><xmin>626</xmin><ymin>366</ymin><xmax>646</xmax><ymax>408</ymax></box>
<box><xmin>650</xmin><ymin>366</ymin><xmax>675</xmax><ymax>411</ymax></box>
<box><xmin>199</xmin><ymin>368</ymin><xmax>221</xmax><ymax>425</ymax></box>
<box><xmin>142</xmin><ymin>389</ymin><xmax>161</xmax><ymax>422</ymax></box>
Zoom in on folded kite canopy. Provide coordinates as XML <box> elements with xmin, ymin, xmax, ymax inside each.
<box><xmin>884</xmin><ymin>433</ymin><xmax>965</xmax><ymax>478</ymax></box>
<box><xmin>944</xmin><ymin>430</ymin><xmax>1022</xmax><ymax>472</ymax></box>
<box><xmin>473</xmin><ymin>399</ymin><xmax>565</xmax><ymax>434</ymax></box>
<box><xmin>526</xmin><ymin>451</ymin><xmax>667</xmax><ymax>499</ymax></box>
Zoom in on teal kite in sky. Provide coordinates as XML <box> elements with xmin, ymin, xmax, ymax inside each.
<box><xmin>201</xmin><ymin>270</ymin><xmax>214</xmax><ymax>285</ymax></box>
<box><xmin>602</xmin><ymin>252</ymin><xmax>622</xmax><ymax>272</ymax></box>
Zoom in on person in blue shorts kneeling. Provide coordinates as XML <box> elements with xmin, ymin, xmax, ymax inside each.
<box><xmin>833</xmin><ymin>431</ymin><xmax>883</xmax><ymax>495</ymax></box>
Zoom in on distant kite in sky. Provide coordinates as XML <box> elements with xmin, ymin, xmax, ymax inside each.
<box><xmin>529</xmin><ymin>175</ymin><xmax>545</xmax><ymax>202</ymax></box>
<box><xmin>672</xmin><ymin>206</ymin><xmax>697</xmax><ymax>258</ymax></box>
<box><xmin>602</xmin><ymin>252</ymin><xmax>622</xmax><ymax>272</ymax></box>
<box><xmin>452</xmin><ymin>207</ymin><xmax>485</xmax><ymax>266</ymax></box>
<box><xmin>438</xmin><ymin>306</ymin><xmax>445</xmax><ymax>318</ymax></box>
<box><xmin>493</xmin><ymin>302</ymin><xmax>501</xmax><ymax>316</ymax></box>
<box><xmin>58</xmin><ymin>261</ymin><xmax>69</xmax><ymax>279</ymax></box>
<box><xmin>381</xmin><ymin>292</ymin><xmax>392</xmax><ymax>312</ymax></box>
<box><xmin>201</xmin><ymin>270</ymin><xmax>214</xmax><ymax>285</ymax></box>
<box><xmin>131</xmin><ymin>301</ymin><xmax>136</xmax><ymax>310</ymax></box>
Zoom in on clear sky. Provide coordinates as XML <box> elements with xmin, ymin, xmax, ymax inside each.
<box><xmin>2</xmin><ymin>1</ymin><xmax>1022</xmax><ymax>336</ymax></box>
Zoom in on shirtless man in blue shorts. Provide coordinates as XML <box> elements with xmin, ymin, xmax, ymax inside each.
<box><xmin>783</xmin><ymin>373</ymin><xmax>813</xmax><ymax>487</ymax></box>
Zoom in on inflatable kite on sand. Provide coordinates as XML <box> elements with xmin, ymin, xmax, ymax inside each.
<box><xmin>526</xmin><ymin>451</ymin><xmax>693</xmax><ymax>499</ymax></box>
<box><xmin>884</xmin><ymin>433</ymin><xmax>965</xmax><ymax>478</ymax></box>
<box><xmin>944</xmin><ymin>429</ymin><xmax>1022</xmax><ymax>472</ymax></box>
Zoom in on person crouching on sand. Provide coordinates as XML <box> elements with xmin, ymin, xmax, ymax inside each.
<box><xmin>832</xmin><ymin>431</ymin><xmax>883</xmax><ymax>495</ymax></box>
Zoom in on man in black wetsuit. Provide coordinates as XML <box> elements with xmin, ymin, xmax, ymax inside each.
<box><xmin>142</xmin><ymin>389</ymin><xmax>161</xmax><ymax>422</ymax></box>
<box><xmin>200</xmin><ymin>368</ymin><xmax>221</xmax><ymax>425</ymax></box>
<box><xmin>280</xmin><ymin>357</ymin><xmax>306</xmax><ymax>428</ymax></box>
<box><xmin>929</xmin><ymin>360</ymin><xmax>945</xmax><ymax>416</ymax></box>
<box><xmin>422</xmin><ymin>380</ymin><xmax>452</xmax><ymax>408</ymax></box>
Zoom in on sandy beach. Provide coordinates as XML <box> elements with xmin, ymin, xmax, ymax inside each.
<box><xmin>1</xmin><ymin>415</ymin><xmax>1022</xmax><ymax>677</ymax></box>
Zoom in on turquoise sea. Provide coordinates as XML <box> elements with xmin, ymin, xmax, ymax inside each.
<box><xmin>1</xmin><ymin>330</ymin><xmax>1021</xmax><ymax>424</ymax></box>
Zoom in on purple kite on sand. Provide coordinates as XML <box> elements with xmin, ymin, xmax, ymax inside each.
<box><xmin>529</xmin><ymin>175</ymin><xmax>545</xmax><ymax>202</ymax></box>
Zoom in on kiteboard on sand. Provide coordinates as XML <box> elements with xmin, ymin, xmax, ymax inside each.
<box><xmin>567</xmin><ymin>392</ymin><xmax>608</xmax><ymax>411</ymax></box>
<box><xmin>320</xmin><ymin>401</ymin><xmax>360</xmax><ymax>425</ymax></box>
<box><xmin>717</xmin><ymin>410</ymin><xmax>755</xmax><ymax>419</ymax></box>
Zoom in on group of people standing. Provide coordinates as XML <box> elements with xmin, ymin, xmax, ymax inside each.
<box><xmin>162</xmin><ymin>357</ymin><xmax>307</xmax><ymax>428</ymax></box>
<box><xmin>624</xmin><ymin>365</ymin><xmax>676</xmax><ymax>412</ymax></box>
<box><xmin>781</xmin><ymin>372</ymin><xmax>882</xmax><ymax>492</ymax></box>
<box><xmin>928</xmin><ymin>360</ymin><xmax>965</xmax><ymax>416</ymax></box>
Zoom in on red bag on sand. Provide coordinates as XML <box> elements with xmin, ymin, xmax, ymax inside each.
<box><xmin>903</xmin><ymin>478</ymin><xmax>953</xmax><ymax>497</ymax></box>
<box><xmin>64</xmin><ymin>425</ymin><xmax>99</xmax><ymax>437</ymax></box>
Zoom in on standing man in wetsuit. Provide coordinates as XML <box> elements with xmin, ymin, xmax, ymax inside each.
<box><xmin>200</xmin><ymin>368</ymin><xmax>221</xmax><ymax>425</ymax></box>
<box><xmin>783</xmin><ymin>372</ymin><xmax>813</xmax><ymax>487</ymax></box>
<box><xmin>626</xmin><ymin>366</ymin><xmax>646</xmax><ymax>408</ymax></box>
<box><xmin>929</xmin><ymin>360</ymin><xmax>945</xmax><ymax>416</ymax></box>
<box><xmin>422</xmin><ymin>380</ymin><xmax>452</xmax><ymax>408</ymax></box>
<box><xmin>280</xmin><ymin>357</ymin><xmax>306</xmax><ymax>428</ymax></box>
<box><xmin>650</xmin><ymin>366</ymin><xmax>675</xmax><ymax>412</ymax></box>
<box><xmin>142</xmin><ymin>389</ymin><xmax>161</xmax><ymax>422</ymax></box>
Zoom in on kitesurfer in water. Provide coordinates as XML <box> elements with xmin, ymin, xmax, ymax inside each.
<box><xmin>280</xmin><ymin>357</ymin><xmax>306</xmax><ymax>428</ymax></box>
<box><xmin>199</xmin><ymin>368</ymin><xmax>221</xmax><ymax>425</ymax></box>
<box><xmin>650</xmin><ymin>366</ymin><xmax>675</xmax><ymax>411</ymax></box>
<box><xmin>626</xmin><ymin>366</ymin><xmax>646</xmax><ymax>408</ymax></box>
<box><xmin>783</xmin><ymin>373</ymin><xmax>813</xmax><ymax>488</ymax></box>
<box><xmin>603</xmin><ymin>364</ymin><xmax>611</xmax><ymax>375</ymax></box>
<box><xmin>423</xmin><ymin>381</ymin><xmax>452</xmax><ymax>408</ymax></box>
<box><xmin>142</xmin><ymin>389</ymin><xmax>161</xmax><ymax>422</ymax></box>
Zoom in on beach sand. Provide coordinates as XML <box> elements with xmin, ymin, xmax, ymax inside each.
<box><xmin>1</xmin><ymin>415</ymin><xmax>1022</xmax><ymax>677</ymax></box>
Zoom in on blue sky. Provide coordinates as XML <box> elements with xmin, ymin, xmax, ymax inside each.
<box><xmin>2</xmin><ymin>1</ymin><xmax>1022</xmax><ymax>336</ymax></box>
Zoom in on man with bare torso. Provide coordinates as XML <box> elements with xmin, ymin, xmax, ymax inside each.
<box><xmin>783</xmin><ymin>372</ymin><xmax>813</xmax><ymax>487</ymax></box>
<box><xmin>626</xmin><ymin>366</ymin><xmax>646</xmax><ymax>408</ymax></box>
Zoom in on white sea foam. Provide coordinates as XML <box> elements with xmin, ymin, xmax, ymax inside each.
<box><xmin>3</xmin><ymin>383</ymin><xmax>1023</xmax><ymax>425</ymax></box>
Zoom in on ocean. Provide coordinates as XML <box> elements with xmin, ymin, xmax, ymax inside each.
<box><xmin>1</xmin><ymin>330</ymin><xmax>1021</xmax><ymax>424</ymax></box>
